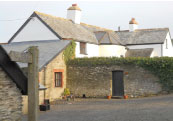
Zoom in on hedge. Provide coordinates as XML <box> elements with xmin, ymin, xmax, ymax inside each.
<box><xmin>67</xmin><ymin>57</ymin><xmax>173</xmax><ymax>91</ymax></box>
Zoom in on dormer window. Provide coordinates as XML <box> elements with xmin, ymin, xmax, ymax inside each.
<box><xmin>80</xmin><ymin>42</ymin><xmax>87</xmax><ymax>54</ymax></box>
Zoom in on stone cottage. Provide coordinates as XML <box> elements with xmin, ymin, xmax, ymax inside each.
<box><xmin>0</xmin><ymin>46</ymin><xmax>27</xmax><ymax>121</ymax></box>
<box><xmin>2</xmin><ymin>39</ymin><xmax>71</xmax><ymax>104</ymax></box>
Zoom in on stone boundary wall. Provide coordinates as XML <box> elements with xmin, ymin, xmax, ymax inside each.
<box><xmin>0</xmin><ymin>67</ymin><xmax>22</xmax><ymax>121</ymax></box>
<box><xmin>67</xmin><ymin>65</ymin><xmax>162</xmax><ymax>98</ymax></box>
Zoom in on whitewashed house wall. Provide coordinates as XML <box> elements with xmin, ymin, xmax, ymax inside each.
<box><xmin>99</xmin><ymin>45</ymin><xmax>126</xmax><ymax>57</ymax></box>
<box><xmin>75</xmin><ymin>42</ymin><xmax>99</xmax><ymax>57</ymax></box>
<box><xmin>162</xmin><ymin>33</ymin><xmax>173</xmax><ymax>57</ymax></box>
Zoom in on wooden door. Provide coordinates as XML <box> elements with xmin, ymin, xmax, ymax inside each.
<box><xmin>112</xmin><ymin>70</ymin><xmax>124</xmax><ymax>96</ymax></box>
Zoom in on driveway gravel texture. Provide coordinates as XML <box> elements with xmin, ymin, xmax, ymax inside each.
<box><xmin>22</xmin><ymin>94</ymin><xmax>173</xmax><ymax>121</ymax></box>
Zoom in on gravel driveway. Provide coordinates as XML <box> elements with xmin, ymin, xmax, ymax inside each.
<box><xmin>22</xmin><ymin>94</ymin><xmax>173</xmax><ymax>121</ymax></box>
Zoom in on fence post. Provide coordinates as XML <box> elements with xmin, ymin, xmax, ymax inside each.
<box><xmin>28</xmin><ymin>46</ymin><xmax>39</xmax><ymax>121</ymax></box>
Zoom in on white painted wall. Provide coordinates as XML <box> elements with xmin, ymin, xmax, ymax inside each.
<box><xmin>12</xmin><ymin>17</ymin><xmax>59</xmax><ymax>42</ymax></box>
<box><xmin>127</xmin><ymin>44</ymin><xmax>162</xmax><ymax>57</ymax></box>
<box><xmin>67</xmin><ymin>10</ymin><xmax>81</xmax><ymax>24</ymax></box>
<box><xmin>99</xmin><ymin>45</ymin><xmax>126</xmax><ymax>57</ymax></box>
<box><xmin>75</xmin><ymin>42</ymin><xmax>127</xmax><ymax>58</ymax></box>
<box><xmin>75</xmin><ymin>42</ymin><xmax>99</xmax><ymax>57</ymax></box>
<box><xmin>129</xmin><ymin>24</ymin><xmax>138</xmax><ymax>32</ymax></box>
<box><xmin>162</xmin><ymin>33</ymin><xmax>173</xmax><ymax>57</ymax></box>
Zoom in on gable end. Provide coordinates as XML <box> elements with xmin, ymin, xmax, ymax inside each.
<box><xmin>8</xmin><ymin>12</ymin><xmax>62</xmax><ymax>43</ymax></box>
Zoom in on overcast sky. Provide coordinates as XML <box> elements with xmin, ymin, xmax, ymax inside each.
<box><xmin>0</xmin><ymin>1</ymin><xmax>173</xmax><ymax>43</ymax></box>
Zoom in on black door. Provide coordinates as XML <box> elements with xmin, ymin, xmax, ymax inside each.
<box><xmin>112</xmin><ymin>70</ymin><xmax>124</xmax><ymax>96</ymax></box>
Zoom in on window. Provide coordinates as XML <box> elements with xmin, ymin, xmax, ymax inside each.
<box><xmin>80</xmin><ymin>42</ymin><xmax>87</xmax><ymax>54</ymax></box>
<box><xmin>54</xmin><ymin>72</ymin><xmax>62</xmax><ymax>87</ymax></box>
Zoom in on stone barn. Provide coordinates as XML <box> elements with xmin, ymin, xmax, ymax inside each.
<box><xmin>0</xmin><ymin>46</ymin><xmax>27</xmax><ymax>121</ymax></box>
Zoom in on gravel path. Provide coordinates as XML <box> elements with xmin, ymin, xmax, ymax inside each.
<box><xmin>22</xmin><ymin>94</ymin><xmax>173</xmax><ymax>121</ymax></box>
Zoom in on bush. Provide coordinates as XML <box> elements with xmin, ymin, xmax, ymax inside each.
<box><xmin>63</xmin><ymin>88</ymin><xmax>70</xmax><ymax>96</ymax></box>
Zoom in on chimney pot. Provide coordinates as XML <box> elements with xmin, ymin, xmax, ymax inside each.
<box><xmin>129</xmin><ymin>18</ymin><xmax>138</xmax><ymax>32</ymax></box>
<box><xmin>118</xmin><ymin>26</ymin><xmax>120</xmax><ymax>31</ymax></box>
<box><xmin>72</xmin><ymin>4</ymin><xmax>77</xmax><ymax>6</ymax></box>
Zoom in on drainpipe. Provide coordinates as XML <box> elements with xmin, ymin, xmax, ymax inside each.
<box><xmin>161</xmin><ymin>44</ymin><xmax>163</xmax><ymax>57</ymax></box>
<box><xmin>43</xmin><ymin>66</ymin><xmax>47</xmax><ymax>100</ymax></box>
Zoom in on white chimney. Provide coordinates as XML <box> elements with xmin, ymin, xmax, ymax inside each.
<box><xmin>129</xmin><ymin>18</ymin><xmax>138</xmax><ymax>32</ymax></box>
<box><xmin>67</xmin><ymin>4</ymin><xmax>81</xmax><ymax>24</ymax></box>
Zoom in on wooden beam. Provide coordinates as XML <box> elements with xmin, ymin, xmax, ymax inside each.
<box><xmin>0</xmin><ymin>46</ymin><xmax>28</xmax><ymax>95</ymax></box>
<box><xmin>9</xmin><ymin>51</ymin><xmax>32</xmax><ymax>63</ymax></box>
<box><xmin>28</xmin><ymin>46</ymin><xmax>39</xmax><ymax>121</ymax></box>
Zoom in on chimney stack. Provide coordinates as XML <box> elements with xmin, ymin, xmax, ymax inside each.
<box><xmin>118</xmin><ymin>26</ymin><xmax>120</xmax><ymax>31</ymax></box>
<box><xmin>67</xmin><ymin>4</ymin><xmax>81</xmax><ymax>24</ymax></box>
<box><xmin>129</xmin><ymin>18</ymin><xmax>138</xmax><ymax>32</ymax></box>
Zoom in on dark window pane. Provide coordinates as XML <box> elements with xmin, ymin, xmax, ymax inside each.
<box><xmin>55</xmin><ymin>72</ymin><xmax>62</xmax><ymax>87</ymax></box>
<box><xmin>80</xmin><ymin>42</ymin><xmax>86</xmax><ymax>54</ymax></box>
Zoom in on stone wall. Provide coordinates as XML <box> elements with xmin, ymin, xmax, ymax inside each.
<box><xmin>0</xmin><ymin>67</ymin><xmax>22</xmax><ymax>121</ymax></box>
<box><xmin>67</xmin><ymin>65</ymin><xmax>162</xmax><ymax>98</ymax></box>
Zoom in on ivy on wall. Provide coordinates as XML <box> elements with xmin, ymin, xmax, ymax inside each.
<box><xmin>67</xmin><ymin>57</ymin><xmax>173</xmax><ymax>91</ymax></box>
<box><xmin>63</xmin><ymin>40</ymin><xmax>76</xmax><ymax>62</ymax></box>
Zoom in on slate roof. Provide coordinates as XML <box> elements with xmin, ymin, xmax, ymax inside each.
<box><xmin>7</xmin><ymin>11</ymin><xmax>169</xmax><ymax>46</ymax></box>
<box><xmin>2</xmin><ymin>40</ymin><xmax>70</xmax><ymax>71</ymax></box>
<box><xmin>116</xmin><ymin>28</ymin><xmax>169</xmax><ymax>45</ymax></box>
<box><xmin>94</xmin><ymin>31</ymin><xmax>123</xmax><ymax>45</ymax></box>
<box><xmin>125</xmin><ymin>48</ymin><xmax>154</xmax><ymax>57</ymax></box>
<box><xmin>80</xmin><ymin>23</ymin><xmax>124</xmax><ymax>45</ymax></box>
<box><xmin>34</xmin><ymin>11</ymin><xmax>98</xmax><ymax>44</ymax></box>
<box><xmin>8</xmin><ymin>11</ymin><xmax>123</xmax><ymax>45</ymax></box>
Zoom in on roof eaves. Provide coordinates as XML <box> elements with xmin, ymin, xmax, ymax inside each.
<box><xmin>74</xmin><ymin>39</ymin><xmax>98</xmax><ymax>45</ymax></box>
<box><xmin>126</xmin><ymin>42</ymin><xmax>163</xmax><ymax>46</ymax></box>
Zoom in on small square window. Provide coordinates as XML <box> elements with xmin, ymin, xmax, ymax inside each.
<box><xmin>54</xmin><ymin>72</ymin><xmax>62</xmax><ymax>87</ymax></box>
<box><xmin>80</xmin><ymin>42</ymin><xmax>87</xmax><ymax>54</ymax></box>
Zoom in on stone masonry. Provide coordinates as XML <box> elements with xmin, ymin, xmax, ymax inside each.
<box><xmin>39</xmin><ymin>51</ymin><xmax>67</xmax><ymax>102</ymax></box>
<box><xmin>67</xmin><ymin>65</ymin><xmax>162</xmax><ymax>98</ymax></box>
<box><xmin>0</xmin><ymin>67</ymin><xmax>22</xmax><ymax>121</ymax></box>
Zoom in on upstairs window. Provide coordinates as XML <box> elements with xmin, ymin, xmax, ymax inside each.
<box><xmin>55</xmin><ymin>72</ymin><xmax>62</xmax><ymax>87</ymax></box>
<box><xmin>80</xmin><ymin>42</ymin><xmax>87</xmax><ymax>54</ymax></box>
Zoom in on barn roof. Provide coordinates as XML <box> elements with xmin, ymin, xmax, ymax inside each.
<box><xmin>116</xmin><ymin>28</ymin><xmax>169</xmax><ymax>45</ymax></box>
<box><xmin>125</xmin><ymin>48</ymin><xmax>154</xmax><ymax>57</ymax></box>
<box><xmin>2</xmin><ymin>40</ymin><xmax>71</xmax><ymax>71</ymax></box>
